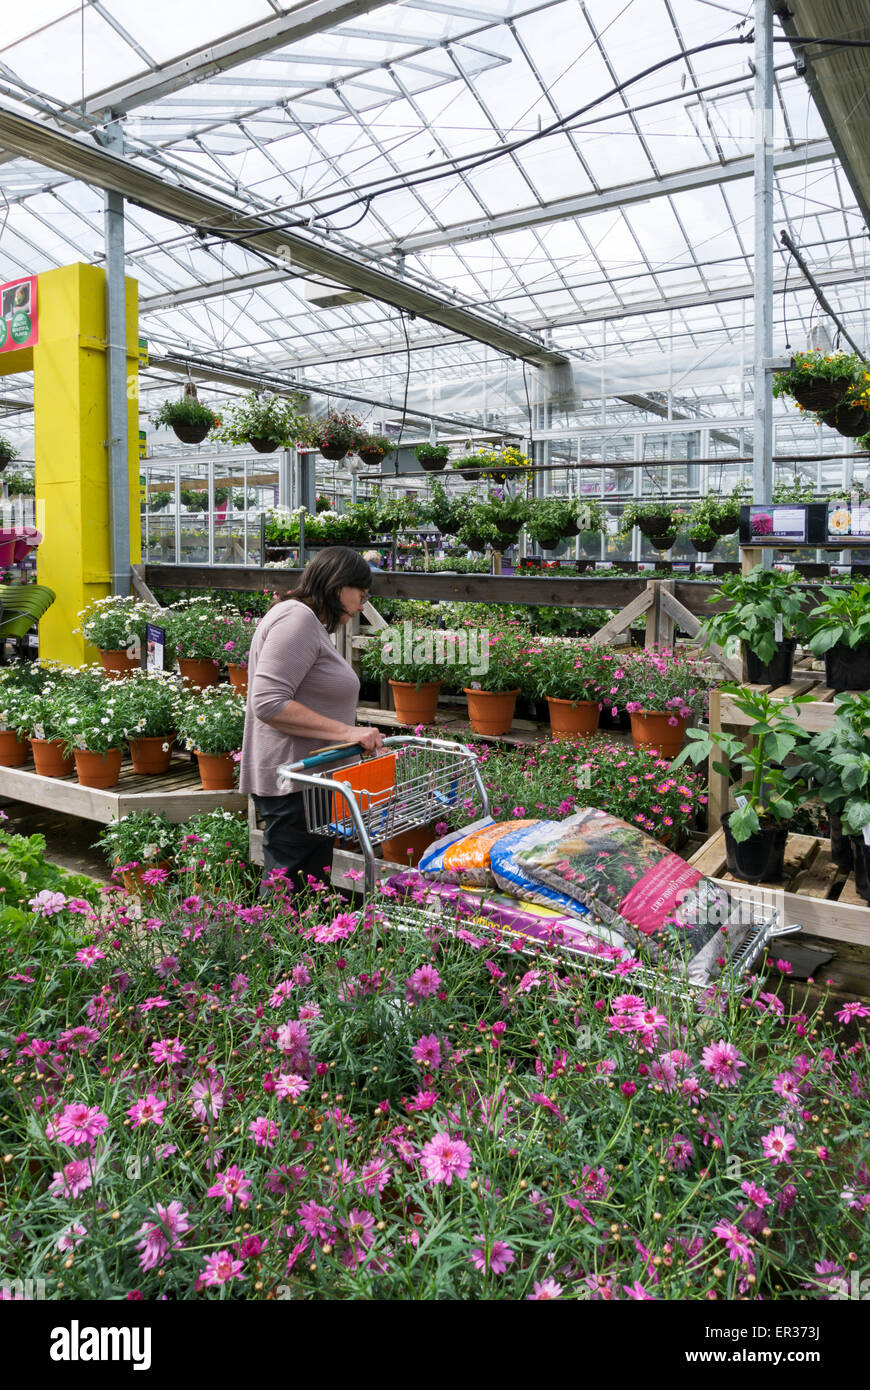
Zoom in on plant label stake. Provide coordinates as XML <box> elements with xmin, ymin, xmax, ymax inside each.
<box><xmin>146</xmin><ymin>622</ymin><xmax>165</xmax><ymax>673</ymax></box>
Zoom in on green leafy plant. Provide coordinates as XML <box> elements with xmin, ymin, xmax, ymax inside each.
<box><xmin>369</xmin><ymin>493</ymin><xmax>421</xmax><ymax>534</ymax></box>
<box><xmin>111</xmin><ymin>671</ymin><xmax>182</xmax><ymax>739</ymax></box>
<box><xmin>0</xmin><ymin>829</ymin><xmax>99</xmax><ymax>941</ymax></box>
<box><xmin>233</xmin><ymin>490</ymin><xmax>257</xmax><ymax>509</ymax></box>
<box><xmin>619</xmin><ymin>500</ymin><xmax>687</xmax><ymax>535</ymax></box>
<box><xmin>525</xmin><ymin>496</ymin><xmax>578</xmax><ymax>548</ymax></box>
<box><xmin>806</xmin><ymin>582</ymin><xmax>870</xmax><ymax>655</ymax></box>
<box><xmin>674</xmin><ymin>685</ymin><xmax>813</xmax><ymax>841</ymax></box>
<box><xmin>422</xmin><ymin>479</ymin><xmax>465</xmax><ymax>536</ymax></box>
<box><xmin>149</xmin><ymin>490</ymin><xmax>173</xmax><ymax>512</ymax></box>
<box><xmin>214</xmin><ymin>391</ymin><xmax>308</xmax><ymax>448</ymax></box>
<box><xmin>152</xmin><ymin>397</ymin><xmax>220</xmax><ymax>432</ymax></box>
<box><xmin>699</xmin><ymin>565</ymin><xmax>810</xmax><ymax>663</ymax></box>
<box><xmin>772</xmin><ymin>475</ymin><xmax>817</xmax><ymax>503</ymax></box>
<box><xmin>456</xmin><ymin>504</ymin><xmax>502</xmax><ymax>553</ymax></box>
<box><xmin>788</xmin><ymin>692</ymin><xmax>870</xmax><ymax>837</ymax></box>
<box><xmin>178</xmin><ymin>684</ymin><xmax>246</xmax><ymax>755</ymax></box>
<box><xmin>687</xmin><ymin>521</ymin><xmax>718</xmax><ymax>552</ymax></box>
<box><xmin>97</xmin><ymin>810</ymin><xmax>179</xmax><ymax>871</ymax></box>
<box><xmin>180</xmin><ymin>488</ymin><xmax>206</xmax><ymax>512</ymax></box>
<box><xmin>3</xmin><ymin>467</ymin><xmax>34</xmax><ymax>496</ymax></box>
<box><xmin>415</xmin><ymin>442</ymin><xmax>450</xmax><ymax>467</ymax></box>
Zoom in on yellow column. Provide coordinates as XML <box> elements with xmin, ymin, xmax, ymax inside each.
<box><xmin>30</xmin><ymin>263</ymin><xmax>140</xmax><ymax>666</ymax></box>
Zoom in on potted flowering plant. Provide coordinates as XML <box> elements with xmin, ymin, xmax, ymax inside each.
<box><xmin>152</xmin><ymin>387</ymin><xmax>220</xmax><ymax>445</ymax></box>
<box><xmin>0</xmin><ymin>668</ymin><xmax>35</xmax><ymax>766</ymax></box>
<box><xmin>355</xmin><ymin>434</ymin><xmax>393</xmax><ymax>467</ymax></box>
<box><xmin>76</xmin><ymin>596</ymin><xmax>154</xmax><ymax>678</ymax></box>
<box><xmin>453</xmin><ymin>625</ymin><xmax>531</xmax><ymax>735</ymax></box>
<box><xmin>178</xmin><ymin>684</ymin><xmax>246</xmax><ymax>789</ymax></box>
<box><xmin>56</xmin><ymin>685</ymin><xmax>132</xmax><ymax>788</ymax></box>
<box><xmin>517</xmin><ymin>639</ymin><xmax>619</xmax><ymax>738</ymax></box>
<box><xmin>616</xmin><ymin>649</ymin><xmax>710</xmax><ymax>758</ymax></box>
<box><xmin>306</xmin><ymin>408</ymin><xmax>364</xmax><ymax>462</ymax></box>
<box><xmin>98</xmin><ymin>810</ymin><xmax>179</xmax><ymax>896</ymax></box>
<box><xmin>214</xmin><ymin>390</ymin><xmax>308</xmax><ymax>453</ymax></box>
<box><xmin>175</xmin><ymin>807</ymin><xmax>251</xmax><ymax>894</ymax></box>
<box><xmin>772</xmin><ymin>350</ymin><xmax>859</xmax><ymax>413</ymax></box>
<box><xmin>805</xmin><ymin>582</ymin><xmax>870</xmax><ymax>691</ymax></box>
<box><xmin>215</xmin><ymin>611</ymin><xmax>255</xmax><ymax>694</ymax></box>
<box><xmin>164</xmin><ymin>598</ymin><xmax>234</xmax><ymax>688</ymax></box>
<box><xmin>112</xmin><ymin>671</ymin><xmax>182</xmax><ymax>775</ymax></box>
<box><xmin>817</xmin><ymin>370</ymin><xmax>870</xmax><ymax>436</ymax></box>
<box><xmin>698</xmin><ymin>565</ymin><xmax>810</xmax><ymax>684</ymax></box>
<box><xmin>484</xmin><ymin>493</ymin><xmax>530</xmax><ymax>542</ymax></box>
<box><xmin>674</xmin><ymin>686</ymin><xmax>812</xmax><ymax>883</ymax></box>
<box><xmin>457</xmin><ymin>506</ymin><xmax>502</xmax><ymax>553</ymax></box>
<box><xmin>415</xmin><ymin>442</ymin><xmax>450</xmax><ymax>472</ymax></box>
<box><xmin>360</xmin><ymin>626</ymin><xmax>461</xmax><ymax>725</ymax></box>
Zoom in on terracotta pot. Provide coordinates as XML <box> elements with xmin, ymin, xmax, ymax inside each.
<box><xmin>178</xmin><ymin>657</ymin><xmax>220</xmax><ymax>689</ymax></box>
<box><xmin>546</xmin><ymin>697</ymin><xmax>600</xmax><ymax>739</ymax></box>
<box><xmin>195</xmin><ymin>750</ymin><xmax>237</xmax><ymax>790</ymax></box>
<box><xmin>120</xmin><ymin>861</ymin><xmax>172</xmax><ymax>898</ymax></box>
<box><xmin>0</xmin><ymin>729</ymin><xmax>30</xmax><ymax>767</ymax></box>
<box><xmin>129</xmin><ymin>735</ymin><xmax>175</xmax><ymax>775</ymax></box>
<box><xmin>389</xmin><ymin>679</ymin><xmax>441</xmax><ymax>726</ymax></box>
<box><xmin>629</xmin><ymin>710</ymin><xmax>689</xmax><ymax>759</ymax></box>
<box><xmin>74</xmin><ymin>747</ymin><xmax>123</xmax><ymax>789</ymax></box>
<box><xmin>31</xmin><ymin>737</ymin><xmax>74</xmax><ymax>778</ymax></box>
<box><xmin>381</xmin><ymin>822</ymin><xmax>437</xmax><ymax>867</ymax></box>
<box><xmin>99</xmin><ymin>647</ymin><xmax>140</xmax><ymax>679</ymax></box>
<box><xmin>463</xmin><ymin>687</ymin><xmax>519</xmax><ymax>737</ymax></box>
<box><xmin>227</xmin><ymin>663</ymin><xmax>249</xmax><ymax>696</ymax></box>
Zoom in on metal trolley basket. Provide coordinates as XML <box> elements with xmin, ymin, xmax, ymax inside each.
<box><xmin>279</xmin><ymin>735</ymin><xmax>799</xmax><ymax>987</ymax></box>
<box><xmin>280</xmin><ymin>735</ymin><xmax>490</xmax><ymax>896</ymax></box>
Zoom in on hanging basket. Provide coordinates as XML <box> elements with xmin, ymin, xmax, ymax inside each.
<box><xmin>688</xmin><ymin>534</ymin><xmax>717</xmax><ymax>554</ymax></box>
<box><xmin>790</xmin><ymin>377</ymin><xmax>852</xmax><ymax>412</ymax></box>
<box><xmin>357</xmin><ymin>449</ymin><xmax>386</xmax><ymax>468</ymax></box>
<box><xmin>711</xmin><ymin>514</ymin><xmax>739</xmax><ymax>536</ymax></box>
<box><xmin>819</xmin><ymin>405</ymin><xmax>870</xmax><ymax>437</ymax></box>
<box><xmin>648</xmin><ymin>531</ymin><xmax>677</xmax><ymax>552</ymax></box>
<box><xmin>418</xmin><ymin>456</ymin><xmax>448</xmax><ymax>472</ymax></box>
<box><xmin>248</xmin><ymin>437</ymin><xmax>279</xmax><ymax>454</ymax></box>
<box><xmin>172</xmin><ymin>422</ymin><xmax>211</xmax><ymax>445</ymax></box>
<box><xmin>636</xmin><ymin>515</ymin><xmax>674</xmax><ymax>538</ymax></box>
<box><xmin>320</xmin><ymin>444</ymin><xmax>349</xmax><ymax>461</ymax></box>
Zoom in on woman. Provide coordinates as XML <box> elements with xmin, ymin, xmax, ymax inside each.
<box><xmin>240</xmin><ymin>547</ymin><xmax>384</xmax><ymax>893</ymax></box>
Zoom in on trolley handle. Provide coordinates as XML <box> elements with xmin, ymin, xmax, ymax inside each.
<box><xmin>295</xmin><ymin>741</ymin><xmax>366</xmax><ymax>771</ymax></box>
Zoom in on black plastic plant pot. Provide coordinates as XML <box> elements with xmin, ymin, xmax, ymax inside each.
<box><xmin>830</xmin><ymin>813</ymin><xmax>853</xmax><ymax>873</ymax></box>
<box><xmin>722</xmin><ymin>812</ymin><xmax>789</xmax><ymax>884</ymax></box>
<box><xmin>648</xmin><ymin>531</ymin><xmax>677</xmax><ymax>552</ymax></box>
<box><xmin>637</xmin><ymin>515</ymin><xmax>673</xmax><ymax>538</ymax></box>
<box><xmin>172</xmin><ymin>422</ymin><xmax>211</xmax><ymax>445</ymax></box>
<box><xmin>851</xmin><ymin>836</ymin><xmax>870</xmax><ymax>904</ymax></box>
<box><xmin>743</xmin><ymin>637</ymin><xmax>796</xmax><ymax>686</ymax></box>
<box><xmin>248</xmin><ymin>437</ymin><xmax>279</xmax><ymax>454</ymax></box>
<box><xmin>824</xmin><ymin>641</ymin><xmax>870</xmax><ymax>692</ymax></box>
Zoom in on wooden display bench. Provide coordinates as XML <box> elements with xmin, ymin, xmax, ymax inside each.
<box><xmin>690</xmin><ymin>828</ymin><xmax>870</xmax><ymax>948</ymax></box>
<box><xmin>0</xmin><ymin>751</ymin><xmax>246</xmax><ymax>824</ymax></box>
<box><xmin>707</xmin><ymin>674</ymin><xmax>845</xmax><ymax>832</ymax></box>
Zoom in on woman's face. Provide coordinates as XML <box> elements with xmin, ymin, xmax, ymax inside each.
<box><xmin>337</xmin><ymin>583</ymin><xmax>370</xmax><ymax>624</ymax></box>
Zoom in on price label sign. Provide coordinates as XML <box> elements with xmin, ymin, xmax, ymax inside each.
<box><xmin>146</xmin><ymin>622</ymin><xmax>165</xmax><ymax>673</ymax></box>
<box><xmin>749</xmin><ymin>505</ymin><xmax>807</xmax><ymax>543</ymax></box>
<box><xmin>0</xmin><ymin>276</ymin><xmax>38</xmax><ymax>354</ymax></box>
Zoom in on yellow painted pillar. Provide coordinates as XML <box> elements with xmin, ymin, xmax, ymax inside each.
<box><xmin>30</xmin><ymin>263</ymin><xmax>140</xmax><ymax>666</ymax></box>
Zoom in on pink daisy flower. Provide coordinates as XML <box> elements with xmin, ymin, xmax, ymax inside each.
<box><xmin>200</xmin><ymin>1251</ymin><xmax>245</xmax><ymax>1287</ymax></box>
<box><xmin>527</xmin><ymin>1277</ymin><xmax>563</xmax><ymax>1300</ymax></box>
<box><xmin>298</xmin><ymin>1202</ymin><xmax>334</xmax><ymax>1240</ymax></box>
<box><xmin>150</xmin><ymin>1037</ymin><xmax>186</xmax><ymax>1066</ymax></box>
<box><xmin>207</xmin><ymin>1164</ymin><xmax>251</xmax><ymax>1214</ymax></box>
<box><xmin>127</xmin><ymin>1093</ymin><xmax>167</xmax><ymax>1128</ymax></box>
<box><xmin>701</xmin><ymin>1039</ymin><xmax>746</xmax><ymax>1088</ymax></box>
<box><xmin>249</xmin><ymin>1117</ymin><xmax>279</xmax><ymax>1149</ymax></box>
<box><xmin>470</xmin><ymin>1239</ymin><xmax>515</xmax><ymax>1275</ymax></box>
<box><xmin>420</xmin><ymin>1131</ymin><xmax>472</xmax><ymax>1186</ymax></box>
<box><xmin>53</xmin><ymin>1102</ymin><xmax>110</xmax><ymax>1147</ymax></box>
<box><xmin>274</xmin><ymin>1072</ymin><xmax>308</xmax><ymax>1100</ymax></box>
<box><xmin>407</xmin><ymin>964</ymin><xmax>442</xmax><ymax>999</ymax></box>
<box><xmin>49</xmin><ymin>1159</ymin><xmax>93</xmax><ymax>1199</ymax></box>
<box><xmin>412</xmin><ymin>1034</ymin><xmax>442</xmax><ymax>1070</ymax></box>
<box><xmin>761</xmin><ymin>1126</ymin><xmax>796</xmax><ymax>1166</ymax></box>
<box><xmin>75</xmin><ymin>946</ymin><xmax>106</xmax><ymax>968</ymax></box>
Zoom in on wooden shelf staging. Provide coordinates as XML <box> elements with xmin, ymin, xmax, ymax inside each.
<box><xmin>0</xmin><ymin>752</ymin><xmax>246</xmax><ymax>824</ymax></box>
<box><xmin>690</xmin><ymin>829</ymin><xmax>870</xmax><ymax>949</ymax></box>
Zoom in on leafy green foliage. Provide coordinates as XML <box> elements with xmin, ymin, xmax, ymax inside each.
<box><xmin>699</xmin><ymin>565</ymin><xmax>811</xmax><ymax>662</ymax></box>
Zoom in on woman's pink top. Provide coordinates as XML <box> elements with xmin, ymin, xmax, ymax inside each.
<box><xmin>239</xmin><ymin>600</ymin><xmax>359</xmax><ymax>797</ymax></box>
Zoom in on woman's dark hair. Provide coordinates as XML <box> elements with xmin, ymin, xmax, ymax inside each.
<box><xmin>272</xmin><ymin>546</ymin><xmax>371</xmax><ymax>632</ymax></box>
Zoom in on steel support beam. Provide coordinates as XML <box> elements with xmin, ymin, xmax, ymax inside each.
<box><xmin>753</xmin><ymin>0</ymin><xmax>774</xmax><ymax>509</ymax></box>
<box><xmin>395</xmin><ymin>139</ymin><xmax>836</xmax><ymax>253</ymax></box>
<box><xmin>101</xmin><ymin>122</ymin><xmax>131</xmax><ymax>596</ymax></box>
<box><xmin>0</xmin><ymin>105</ymin><xmax>565</xmax><ymax>368</ymax></box>
<box><xmin>85</xmin><ymin>0</ymin><xmax>393</xmax><ymax>115</ymax></box>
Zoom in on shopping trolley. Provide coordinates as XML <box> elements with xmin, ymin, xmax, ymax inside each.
<box><xmin>279</xmin><ymin>735</ymin><xmax>490</xmax><ymax>896</ymax></box>
<box><xmin>279</xmin><ymin>735</ymin><xmax>799</xmax><ymax>988</ymax></box>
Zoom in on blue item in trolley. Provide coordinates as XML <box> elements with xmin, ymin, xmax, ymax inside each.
<box><xmin>490</xmin><ymin>822</ymin><xmax>591</xmax><ymax>920</ymax></box>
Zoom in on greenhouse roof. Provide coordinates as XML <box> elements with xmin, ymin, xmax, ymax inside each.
<box><xmin>0</xmin><ymin>0</ymin><xmax>867</xmax><ymax>432</ymax></box>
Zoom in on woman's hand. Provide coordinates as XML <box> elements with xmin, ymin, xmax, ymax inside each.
<box><xmin>346</xmin><ymin>725</ymin><xmax>385</xmax><ymax>754</ymax></box>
